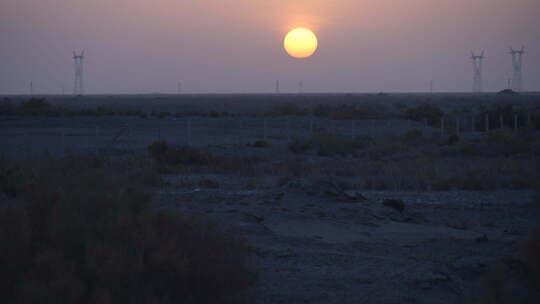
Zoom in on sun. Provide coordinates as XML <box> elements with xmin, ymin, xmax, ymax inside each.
<box><xmin>283</xmin><ymin>28</ymin><xmax>318</xmax><ymax>59</ymax></box>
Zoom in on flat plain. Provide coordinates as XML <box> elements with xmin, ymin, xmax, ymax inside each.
<box><xmin>1</xmin><ymin>92</ymin><xmax>539</xmax><ymax>303</ymax></box>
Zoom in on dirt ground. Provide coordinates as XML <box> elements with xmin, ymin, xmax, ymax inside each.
<box><xmin>1</xmin><ymin>93</ymin><xmax>539</xmax><ymax>303</ymax></box>
<box><xmin>155</xmin><ymin>173</ymin><xmax>537</xmax><ymax>304</ymax></box>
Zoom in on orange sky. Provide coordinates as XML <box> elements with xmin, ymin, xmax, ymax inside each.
<box><xmin>0</xmin><ymin>0</ymin><xmax>539</xmax><ymax>93</ymax></box>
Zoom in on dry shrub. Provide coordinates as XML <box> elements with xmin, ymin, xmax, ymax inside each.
<box><xmin>314</xmin><ymin>104</ymin><xmax>387</xmax><ymax>120</ymax></box>
<box><xmin>1</xmin><ymin>98</ymin><xmax>70</xmax><ymax>116</ymax></box>
<box><xmin>288</xmin><ymin>137</ymin><xmax>313</xmax><ymax>154</ymax></box>
<box><xmin>148</xmin><ymin>141</ymin><xmax>213</xmax><ymax>166</ymax></box>
<box><xmin>487</xmin><ymin>130</ymin><xmax>534</xmax><ymax>155</ymax></box>
<box><xmin>401</xmin><ymin>129</ymin><xmax>423</xmax><ymax>143</ymax></box>
<box><xmin>209</xmin><ymin>155</ymin><xmax>268</xmax><ymax>176</ymax></box>
<box><xmin>523</xmin><ymin>226</ymin><xmax>540</xmax><ymax>280</ymax></box>
<box><xmin>314</xmin><ymin>157</ymin><xmax>535</xmax><ymax>191</ymax></box>
<box><xmin>403</xmin><ymin>104</ymin><xmax>444</xmax><ymax>126</ymax></box>
<box><xmin>267</xmin><ymin>103</ymin><xmax>309</xmax><ymax>116</ymax></box>
<box><xmin>199</xmin><ymin>178</ymin><xmax>220</xmax><ymax>189</ymax></box>
<box><xmin>253</xmin><ymin>140</ymin><xmax>271</xmax><ymax>148</ymax></box>
<box><xmin>289</xmin><ymin>131</ymin><xmax>370</xmax><ymax>157</ymax></box>
<box><xmin>448</xmin><ymin>134</ymin><xmax>461</xmax><ymax>145</ymax></box>
<box><xmin>0</xmin><ymin>155</ymin><xmax>255</xmax><ymax>304</ymax></box>
<box><xmin>523</xmin><ymin>181</ymin><xmax>540</xmax><ymax>283</ymax></box>
<box><xmin>148</xmin><ymin>140</ymin><xmax>169</xmax><ymax>161</ymax></box>
<box><xmin>364</xmin><ymin>140</ymin><xmax>405</xmax><ymax>160</ymax></box>
<box><xmin>166</xmin><ymin>146</ymin><xmax>213</xmax><ymax>165</ymax></box>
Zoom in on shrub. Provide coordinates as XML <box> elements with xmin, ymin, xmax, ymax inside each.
<box><xmin>0</xmin><ymin>155</ymin><xmax>254</xmax><ymax>304</ymax></box>
<box><xmin>17</xmin><ymin>98</ymin><xmax>52</xmax><ymax>114</ymax></box>
<box><xmin>148</xmin><ymin>140</ymin><xmax>169</xmax><ymax>161</ymax></box>
<box><xmin>312</xmin><ymin>131</ymin><xmax>357</xmax><ymax>157</ymax></box>
<box><xmin>199</xmin><ymin>178</ymin><xmax>220</xmax><ymax>189</ymax></box>
<box><xmin>253</xmin><ymin>140</ymin><xmax>271</xmax><ymax>148</ymax></box>
<box><xmin>403</xmin><ymin>104</ymin><xmax>444</xmax><ymax>126</ymax></box>
<box><xmin>523</xmin><ymin>226</ymin><xmax>540</xmax><ymax>281</ymax></box>
<box><xmin>523</xmin><ymin>178</ymin><xmax>540</xmax><ymax>283</ymax></box>
<box><xmin>267</xmin><ymin>103</ymin><xmax>309</xmax><ymax>116</ymax></box>
<box><xmin>289</xmin><ymin>131</ymin><xmax>365</xmax><ymax>157</ymax></box>
<box><xmin>401</xmin><ymin>129</ymin><xmax>423</xmax><ymax>143</ymax></box>
<box><xmin>313</xmin><ymin>104</ymin><xmax>387</xmax><ymax>120</ymax></box>
<box><xmin>166</xmin><ymin>146</ymin><xmax>213</xmax><ymax>165</ymax></box>
<box><xmin>152</xmin><ymin>111</ymin><xmax>171</xmax><ymax>119</ymax></box>
<box><xmin>487</xmin><ymin>130</ymin><xmax>533</xmax><ymax>155</ymax></box>
<box><xmin>0</xmin><ymin>99</ymin><xmax>14</xmax><ymax>115</ymax></box>
<box><xmin>288</xmin><ymin>137</ymin><xmax>313</xmax><ymax>154</ymax></box>
<box><xmin>209</xmin><ymin>155</ymin><xmax>267</xmax><ymax>176</ymax></box>
<box><xmin>448</xmin><ymin>135</ymin><xmax>460</xmax><ymax>145</ymax></box>
<box><xmin>149</xmin><ymin>141</ymin><xmax>214</xmax><ymax>166</ymax></box>
<box><xmin>8</xmin><ymin>98</ymin><xmax>69</xmax><ymax>116</ymax></box>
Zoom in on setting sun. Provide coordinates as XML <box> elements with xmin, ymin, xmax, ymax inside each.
<box><xmin>283</xmin><ymin>28</ymin><xmax>318</xmax><ymax>59</ymax></box>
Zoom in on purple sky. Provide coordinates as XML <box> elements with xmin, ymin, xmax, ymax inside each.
<box><xmin>1</xmin><ymin>0</ymin><xmax>538</xmax><ymax>94</ymax></box>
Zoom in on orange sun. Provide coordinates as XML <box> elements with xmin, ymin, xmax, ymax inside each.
<box><xmin>283</xmin><ymin>28</ymin><xmax>318</xmax><ymax>59</ymax></box>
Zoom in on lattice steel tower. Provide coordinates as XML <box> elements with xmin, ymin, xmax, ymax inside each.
<box><xmin>471</xmin><ymin>51</ymin><xmax>484</xmax><ymax>93</ymax></box>
<box><xmin>510</xmin><ymin>46</ymin><xmax>525</xmax><ymax>92</ymax></box>
<box><xmin>73</xmin><ymin>51</ymin><xmax>85</xmax><ymax>95</ymax></box>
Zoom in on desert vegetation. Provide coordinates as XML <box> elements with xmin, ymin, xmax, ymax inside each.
<box><xmin>143</xmin><ymin>126</ymin><xmax>537</xmax><ymax>192</ymax></box>
<box><xmin>0</xmin><ymin>154</ymin><xmax>255</xmax><ymax>304</ymax></box>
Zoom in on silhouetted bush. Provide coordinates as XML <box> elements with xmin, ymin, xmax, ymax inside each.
<box><xmin>166</xmin><ymin>146</ymin><xmax>214</xmax><ymax>165</ymax></box>
<box><xmin>148</xmin><ymin>141</ymin><xmax>213</xmax><ymax>166</ymax></box>
<box><xmin>401</xmin><ymin>129</ymin><xmax>423</xmax><ymax>143</ymax></box>
<box><xmin>289</xmin><ymin>132</ymin><xmax>374</xmax><ymax>157</ymax></box>
<box><xmin>0</xmin><ymin>98</ymin><xmax>70</xmax><ymax>116</ymax></box>
<box><xmin>403</xmin><ymin>104</ymin><xmax>444</xmax><ymax>126</ymax></box>
<box><xmin>312</xmin><ymin>131</ymin><xmax>358</xmax><ymax>157</ymax></box>
<box><xmin>148</xmin><ymin>140</ymin><xmax>169</xmax><ymax>161</ymax></box>
<box><xmin>288</xmin><ymin>137</ymin><xmax>313</xmax><ymax>154</ymax></box>
<box><xmin>198</xmin><ymin>178</ymin><xmax>220</xmax><ymax>189</ymax></box>
<box><xmin>253</xmin><ymin>140</ymin><xmax>271</xmax><ymax>148</ymax></box>
<box><xmin>448</xmin><ymin>135</ymin><xmax>460</xmax><ymax>145</ymax></box>
<box><xmin>0</xmin><ymin>155</ymin><xmax>254</xmax><ymax>304</ymax></box>
<box><xmin>267</xmin><ymin>103</ymin><xmax>309</xmax><ymax>116</ymax></box>
<box><xmin>487</xmin><ymin>130</ymin><xmax>533</xmax><ymax>155</ymax></box>
<box><xmin>523</xmin><ymin>177</ymin><xmax>540</xmax><ymax>283</ymax></box>
<box><xmin>0</xmin><ymin>99</ymin><xmax>14</xmax><ymax>115</ymax></box>
<box><xmin>314</xmin><ymin>104</ymin><xmax>387</xmax><ymax>120</ymax></box>
<box><xmin>209</xmin><ymin>155</ymin><xmax>267</xmax><ymax>176</ymax></box>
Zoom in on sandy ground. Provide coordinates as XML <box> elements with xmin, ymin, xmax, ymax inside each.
<box><xmin>155</xmin><ymin>173</ymin><xmax>537</xmax><ymax>304</ymax></box>
<box><xmin>0</xmin><ymin>116</ymin><xmax>437</xmax><ymax>158</ymax></box>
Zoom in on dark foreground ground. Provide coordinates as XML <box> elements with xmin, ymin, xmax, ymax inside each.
<box><xmin>158</xmin><ymin>183</ymin><xmax>535</xmax><ymax>304</ymax></box>
<box><xmin>1</xmin><ymin>93</ymin><xmax>539</xmax><ymax>303</ymax></box>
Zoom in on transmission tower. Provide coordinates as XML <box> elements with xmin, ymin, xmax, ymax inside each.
<box><xmin>73</xmin><ymin>51</ymin><xmax>85</xmax><ymax>96</ymax></box>
<box><xmin>471</xmin><ymin>51</ymin><xmax>484</xmax><ymax>93</ymax></box>
<box><xmin>298</xmin><ymin>81</ymin><xmax>303</xmax><ymax>93</ymax></box>
<box><xmin>275</xmin><ymin>80</ymin><xmax>280</xmax><ymax>93</ymax></box>
<box><xmin>177</xmin><ymin>81</ymin><xmax>182</xmax><ymax>94</ymax></box>
<box><xmin>510</xmin><ymin>46</ymin><xmax>525</xmax><ymax>92</ymax></box>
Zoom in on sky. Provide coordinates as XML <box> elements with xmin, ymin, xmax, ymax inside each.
<box><xmin>0</xmin><ymin>0</ymin><xmax>539</xmax><ymax>94</ymax></box>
